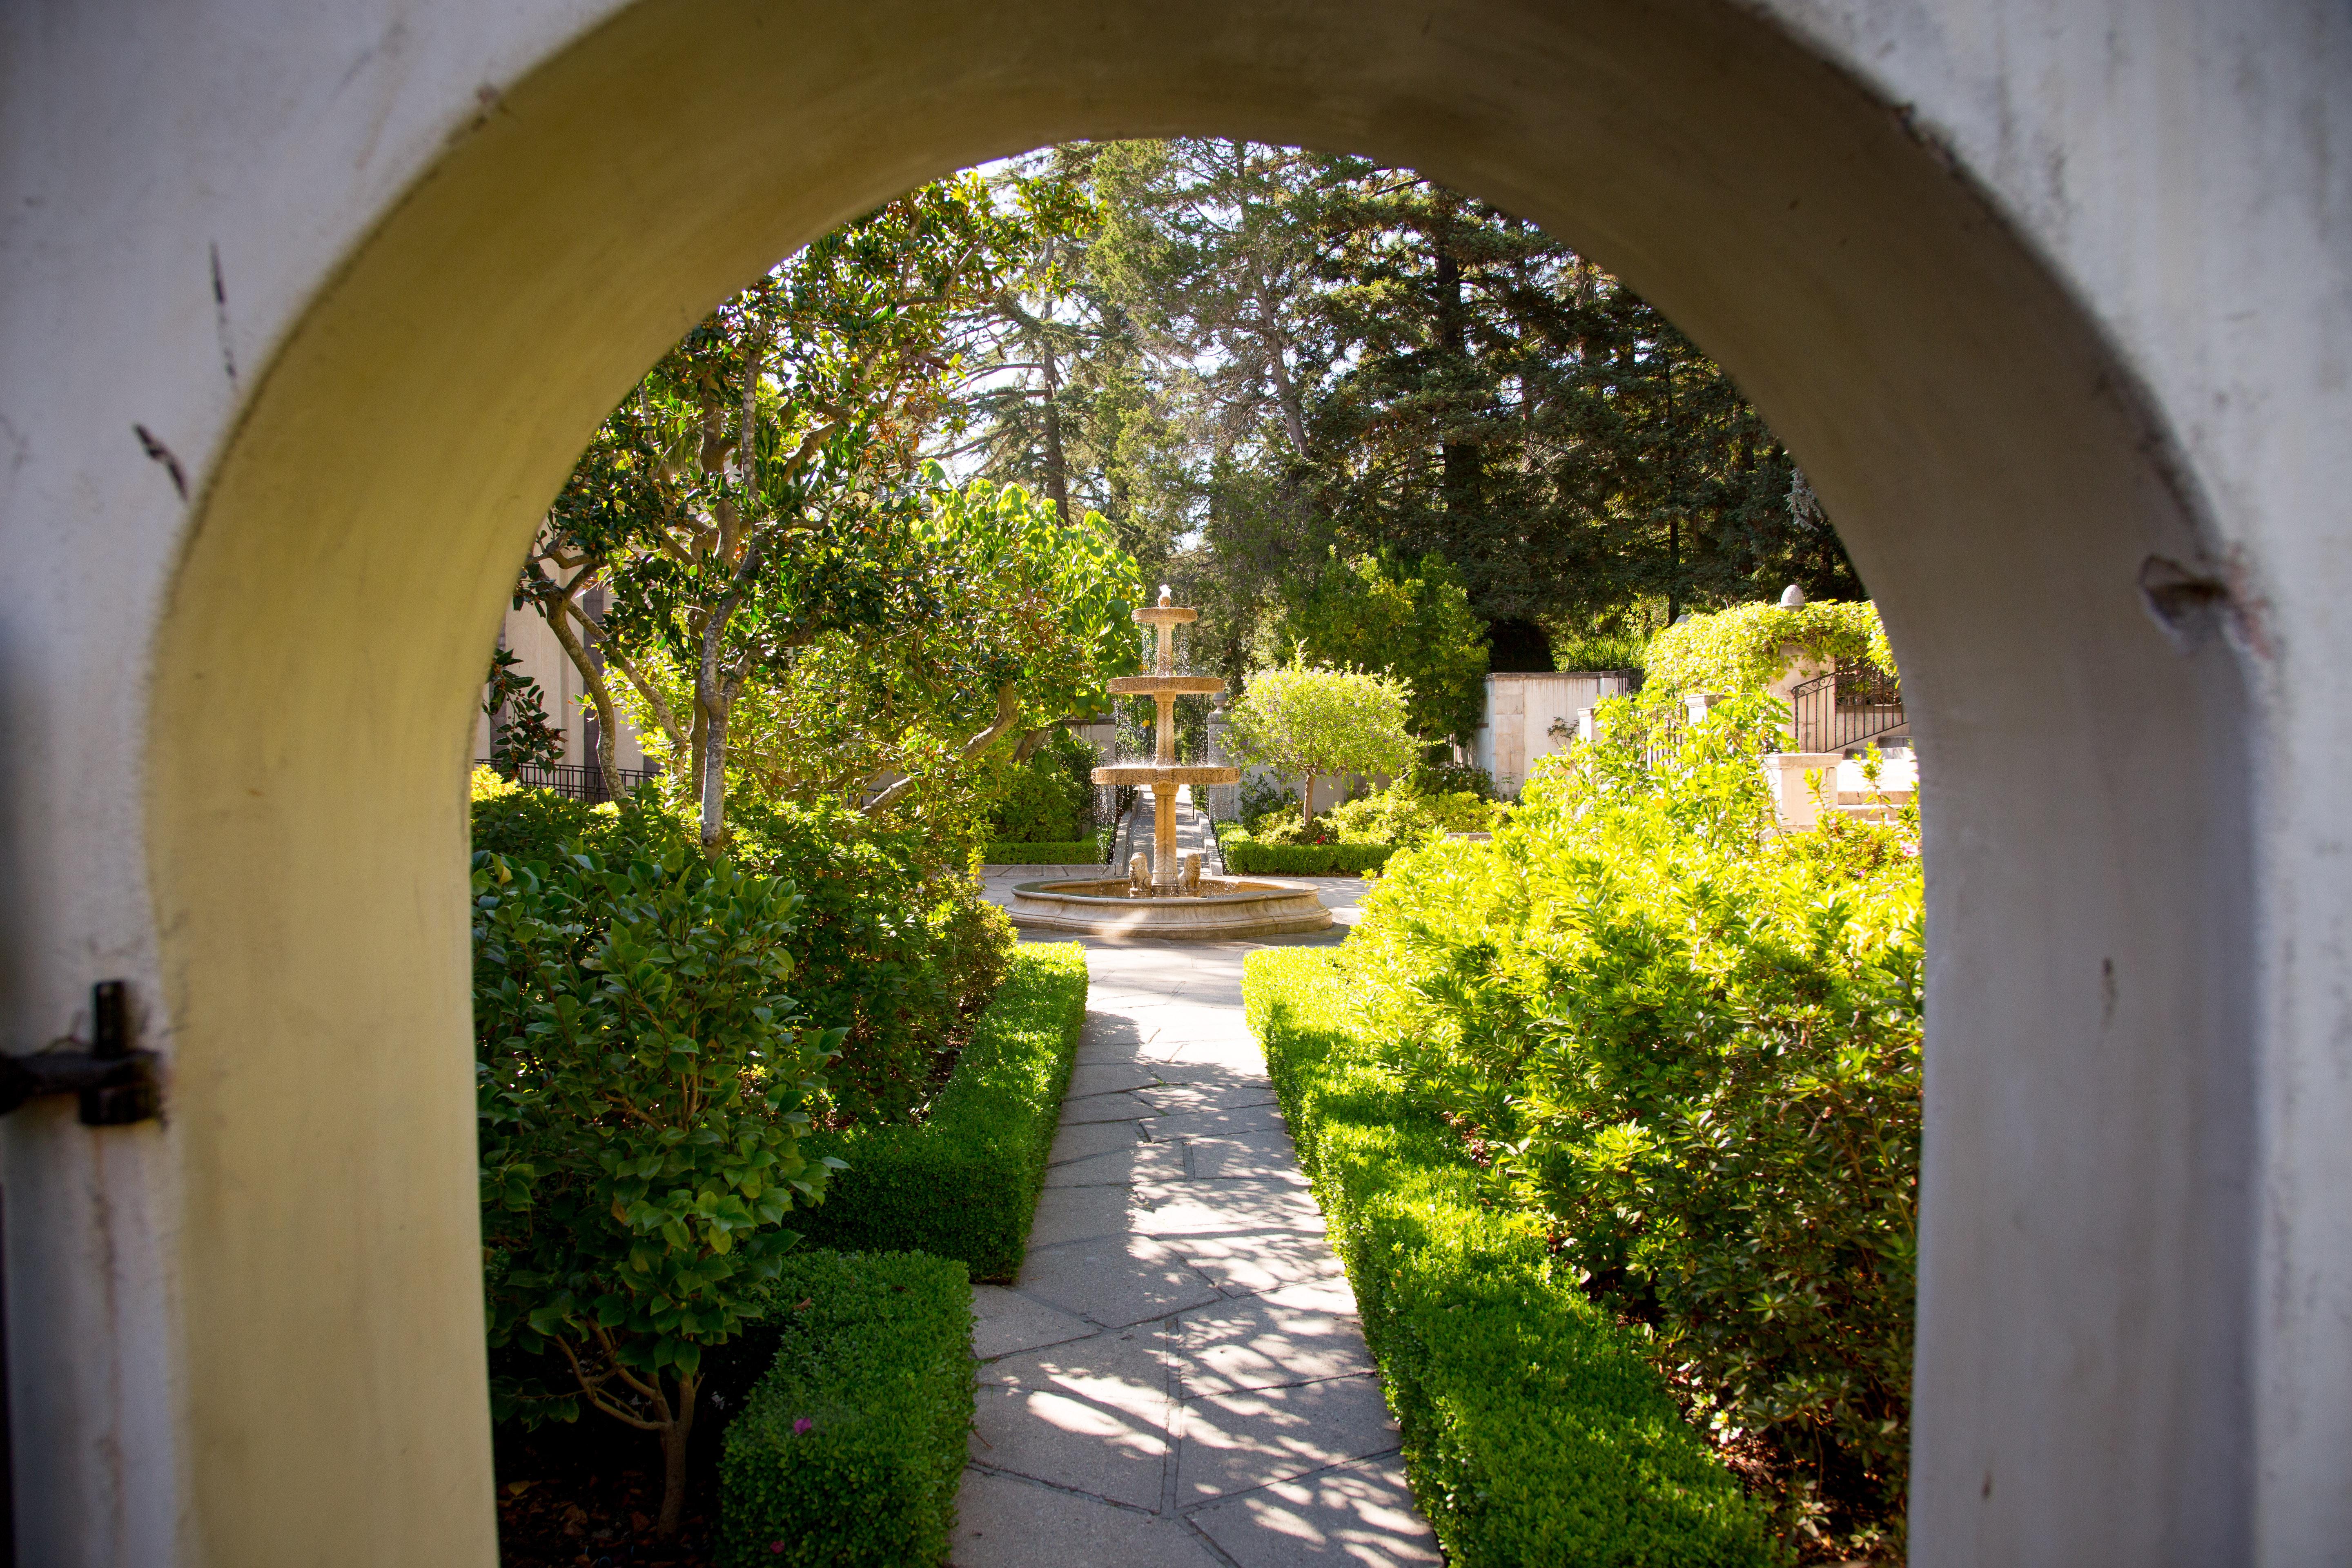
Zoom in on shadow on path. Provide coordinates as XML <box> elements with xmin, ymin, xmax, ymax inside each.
<box><xmin>950</xmin><ymin>916</ymin><xmax>1439</xmax><ymax>1567</ymax></box>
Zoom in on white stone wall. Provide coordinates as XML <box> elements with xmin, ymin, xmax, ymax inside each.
<box><xmin>1473</xmin><ymin>671</ymin><xmax>1638</xmax><ymax>795</ymax></box>
<box><xmin>472</xmin><ymin>604</ymin><xmax>650</xmax><ymax>772</ymax></box>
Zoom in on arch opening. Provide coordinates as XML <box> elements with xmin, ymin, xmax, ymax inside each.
<box><xmin>149</xmin><ymin>0</ymin><xmax>2252</xmax><ymax>1561</ymax></box>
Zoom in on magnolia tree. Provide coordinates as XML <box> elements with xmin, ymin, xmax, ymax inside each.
<box><xmin>1223</xmin><ymin>654</ymin><xmax>1417</xmax><ymax>820</ymax></box>
<box><xmin>607</xmin><ymin>473</ymin><xmax>1141</xmax><ymax>856</ymax></box>
<box><xmin>510</xmin><ymin>172</ymin><xmax>1082</xmax><ymax>834</ymax></box>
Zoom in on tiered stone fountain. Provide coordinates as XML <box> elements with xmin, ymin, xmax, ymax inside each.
<box><xmin>1007</xmin><ymin>588</ymin><xmax>1331</xmax><ymax>940</ymax></box>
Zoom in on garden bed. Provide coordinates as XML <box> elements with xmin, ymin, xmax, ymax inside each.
<box><xmin>492</xmin><ymin>1323</ymin><xmax>783</xmax><ymax>1567</ymax></box>
<box><xmin>1244</xmin><ymin>948</ymin><xmax>1773</xmax><ymax>1568</ymax></box>
<box><xmin>790</xmin><ymin>943</ymin><xmax>1088</xmax><ymax>1281</ymax></box>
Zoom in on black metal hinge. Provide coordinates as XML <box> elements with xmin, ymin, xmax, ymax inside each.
<box><xmin>0</xmin><ymin>981</ymin><xmax>160</xmax><ymax>1127</ymax></box>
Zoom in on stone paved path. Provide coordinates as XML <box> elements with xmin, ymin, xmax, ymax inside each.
<box><xmin>949</xmin><ymin>907</ymin><xmax>1439</xmax><ymax>1567</ymax></box>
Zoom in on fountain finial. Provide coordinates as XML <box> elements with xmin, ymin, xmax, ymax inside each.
<box><xmin>1158</xmin><ymin>583</ymin><xmax>1173</xmax><ymax>606</ymax></box>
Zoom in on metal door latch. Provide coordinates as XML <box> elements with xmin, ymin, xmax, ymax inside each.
<box><xmin>0</xmin><ymin>981</ymin><xmax>160</xmax><ymax>1126</ymax></box>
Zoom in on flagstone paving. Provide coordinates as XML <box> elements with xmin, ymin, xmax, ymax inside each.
<box><xmin>950</xmin><ymin>905</ymin><xmax>1438</xmax><ymax>1568</ymax></box>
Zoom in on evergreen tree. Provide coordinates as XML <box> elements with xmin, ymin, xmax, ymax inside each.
<box><xmin>944</xmin><ymin>140</ymin><xmax>1862</xmax><ymax>677</ymax></box>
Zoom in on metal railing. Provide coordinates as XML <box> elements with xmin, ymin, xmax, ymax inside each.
<box><xmin>1635</xmin><ymin>706</ymin><xmax>1686</xmax><ymax>772</ymax></box>
<box><xmin>477</xmin><ymin>760</ymin><xmax>665</xmax><ymax>801</ymax></box>
<box><xmin>1786</xmin><ymin>667</ymin><xmax>1907</xmax><ymax>754</ymax></box>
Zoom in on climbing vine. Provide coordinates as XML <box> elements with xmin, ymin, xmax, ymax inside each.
<box><xmin>1640</xmin><ymin>600</ymin><xmax>1896</xmax><ymax>698</ymax></box>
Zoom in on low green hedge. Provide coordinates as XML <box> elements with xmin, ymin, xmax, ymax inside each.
<box><xmin>791</xmin><ymin>944</ymin><xmax>1087</xmax><ymax>1282</ymax></box>
<box><xmin>1220</xmin><ymin>833</ymin><xmax>1396</xmax><ymax>875</ymax></box>
<box><xmin>982</xmin><ymin>829</ymin><xmax>1113</xmax><ymax>865</ymax></box>
<box><xmin>1244</xmin><ymin>949</ymin><xmax>1774</xmax><ymax>1567</ymax></box>
<box><xmin>719</xmin><ymin>1250</ymin><xmax>974</xmax><ymax>1567</ymax></box>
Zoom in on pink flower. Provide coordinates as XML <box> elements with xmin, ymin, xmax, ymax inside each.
<box><xmin>769</xmin><ymin>1542</ymin><xmax>786</xmax><ymax>1555</ymax></box>
<box><xmin>793</xmin><ymin>1417</ymin><xmax>813</xmax><ymax>1435</ymax></box>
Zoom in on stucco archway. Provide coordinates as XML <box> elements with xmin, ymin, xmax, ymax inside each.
<box><xmin>136</xmin><ymin>0</ymin><xmax>2258</xmax><ymax>1561</ymax></box>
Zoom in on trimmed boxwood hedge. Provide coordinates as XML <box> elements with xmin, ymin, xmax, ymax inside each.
<box><xmin>791</xmin><ymin>943</ymin><xmax>1087</xmax><ymax>1282</ymax></box>
<box><xmin>982</xmin><ymin>829</ymin><xmax>1113</xmax><ymax>865</ymax></box>
<box><xmin>1218</xmin><ymin>831</ymin><xmax>1395</xmax><ymax>875</ymax></box>
<box><xmin>1244</xmin><ymin>949</ymin><xmax>1775</xmax><ymax>1567</ymax></box>
<box><xmin>719</xmin><ymin>1250</ymin><xmax>974</xmax><ymax>1568</ymax></box>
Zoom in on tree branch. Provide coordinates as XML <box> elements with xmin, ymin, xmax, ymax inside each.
<box><xmin>860</xmin><ymin>681</ymin><xmax>1023</xmax><ymax>817</ymax></box>
<box><xmin>599</xmin><ymin>640</ymin><xmax>690</xmax><ymax>777</ymax></box>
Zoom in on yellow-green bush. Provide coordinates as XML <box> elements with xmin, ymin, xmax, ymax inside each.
<box><xmin>1640</xmin><ymin>599</ymin><xmax>1895</xmax><ymax>698</ymax></box>
<box><xmin>1328</xmin><ymin>786</ymin><xmax>1501</xmax><ymax>846</ymax></box>
<box><xmin>1247</xmin><ymin>950</ymin><xmax>1774</xmax><ymax>1567</ymax></box>
<box><xmin>1346</xmin><ymin>688</ymin><xmax>1922</xmax><ymax>1551</ymax></box>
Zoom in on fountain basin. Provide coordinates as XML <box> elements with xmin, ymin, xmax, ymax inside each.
<box><xmin>1008</xmin><ymin>877</ymin><xmax>1333</xmax><ymax>941</ymax></box>
<box><xmin>1107</xmin><ymin>674</ymin><xmax>1227</xmax><ymax>697</ymax></box>
<box><xmin>1090</xmin><ymin>763</ymin><xmax>1240</xmax><ymax>788</ymax></box>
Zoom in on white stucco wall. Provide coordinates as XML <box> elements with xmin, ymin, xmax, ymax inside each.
<box><xmin>473</xmin><ymin>605</ymin><xmax>650</xmax><ymax>773</ymax></box>
<box><xmin>1474</xmin><ymin>670</ymin><xmax>1639</xmax><ymax>794</ymax></box>
<box><xmin>0</xmin><ymin>3</ymin><xmax>2342</xmax><ymax>1564</ymax></box>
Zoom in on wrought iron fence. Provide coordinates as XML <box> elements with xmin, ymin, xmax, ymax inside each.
<box><xmin>1786</xmin><ymin>666</ymin><xmax>1907</xmax><ymax>754</ymax></box>
<box><xmin>476</xmin><ymin>760</ymin><xmax>665</xmax><ymax>802</ymax></box>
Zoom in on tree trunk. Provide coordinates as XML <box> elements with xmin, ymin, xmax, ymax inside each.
<box><xmin>697</xmin><ymin>687</ymin><xmax>730</xmax><ymax>852</ymax></box>
<box><xmin>1013</xmin><ymin>725</ymin><xmax>1053</xmax><ymax>765</ymax></box>
<box><xmin>1664</xmin><ymin>363</ymin><xmax>1680</xmax><ymax>624</ymax></box>
<box><xmin>541</xmin><ymin>593</ymin><xmax>625</xmax><ymax>801</ymax></box>
<box><xmin>1038</xmin><ymin>340</ymin><xmax>1071</xmax><ymax>524</ymax></box>
<box><xmin>656</xmin><ymin>1378</ymin><xmax>698</xmax><ymax>1536</ymax></box>
<box><xmin>604</xmin><ymin>642</ymin><xmax>691</xmax><ymax>779</ymax></box>
<box><xmin>1300</xmin><ymin>771</ymin><xmax>1317</xmax><ymax>824</ymax></box>
<box><xmin>1432</xmin><ymin>200</ymin><xmax>1479</xmax><ymax>534</ymax></box>
<box><xmin>687</xmin><ymin>705</ymin><xmax>709</xmax><ymax>821</ymax></box>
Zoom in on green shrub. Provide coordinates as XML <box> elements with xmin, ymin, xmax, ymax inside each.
<box><xmin>474</xmin><ymin>833</ymin><xmax>844</xmax><ymax>1533</ymax></box>
<box><xmin>1245</xmin><ymin>949</ymin><xmax>1773</xmax><ymax>1567</ymax></box>
<box><xmin>983</xmin><ymin>829</ymin><xmax>1113</xmax><ymax>864</ymax></box>
<box><xmin>469</xmin><ymin>774</ymin><xmax>615</xmax><ymax>859</ymax></box>
<box><xmin>719</xmin><ymin>1250</ymin><xmax>974</xmax><ymax>1568</ymax></box>
<box><xmin>1220</xmin><ymin>835</ymin><xmax>1395</xmax><ymax>876</ymax></box>
<box><xmin>792</xmin><ymin>944</ymin><xmax>1087</xmax><ymax>1281</ymax></box>
<box><xmin>1345</xmin><ymin>687</ymin><xmax>1921</xmax><ymax>1552</ymax></box>
<box><xmin>991</xmin><ymin>741</ymin><xmax>1087</xmax><ymax>842</ymax></box>
<box><xmin>1550</xmin><ymin>627</ymin><xmax>1650</xmax><ymax>675</ymax></box>
<box><xmin>991</xmin><ymin>726</ymin><xmax>1104</xmax><ymax>843</ymax></box>
<box><xmin>1236</xmin><ymin>773</ymin><xmax>1293</xmax><ymax>827</ymax></box>
<box><xmin>471</xmin><ymin>790</ymin><xmax>969</xmax><ymax>1129</ymax></box>
<box><xmin>1232</xmin><ymin>801</ymin><xmax>1330</xmax><ymax>845</ymax></box>
<box><xmin>930</xmin><ymin>877</ymin><xmax>1017</xmax><ymax>1016</ymax></box>
<box><xmin>1404</xmin><ymin>760</ymin><xmax>1497</xmax><ymax>800</ymax></box>
<box><xmin>723</xmin><ymin>801</ymin><xmax>964</xmax><ymax>1125</ymax></box>
<box><xmin>1328</xmin><ymin>786</ymin><xmax>1501</xmax><ymax>848</ymax></box>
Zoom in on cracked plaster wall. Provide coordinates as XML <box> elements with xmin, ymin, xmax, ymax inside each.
<box><xmin>0</xmin><ymin>2</ymin><xmax>2340</xmax><ymax>1564</ymax></box>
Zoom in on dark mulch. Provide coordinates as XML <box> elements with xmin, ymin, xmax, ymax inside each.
<box><xmin>492</xmin><ymin>1329</ymin><xmax>782</xmax><ymax>1568</ymax></box>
